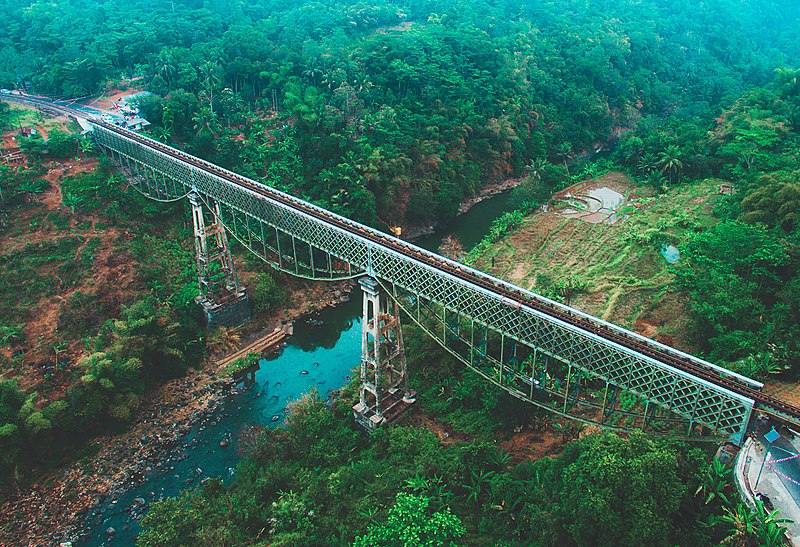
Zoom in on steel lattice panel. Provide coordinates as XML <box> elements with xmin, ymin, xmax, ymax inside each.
<box><xmin>90</xmin><ymin>124</ymin><xmax>755</xmax><ymax>440</ymax></box>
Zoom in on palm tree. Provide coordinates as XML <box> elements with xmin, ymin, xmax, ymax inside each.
<box><xmin>199</xmin><ymin>61</ymin><xmax>222</xmax><ymax>113</ymax></box>
<box><xmin>79</xmin><ymin>137</ymin><xmax>93</xmax><ymax>155</ymax></box>
<box><xmin>465</xmin><ymin>469</ymin><xmax>496</xmax><ymax>505</ymax></box>
<box><xmin>774</xmin><ymin>67</ymin><xmax>800</xmax><ymax>98</ymax></box>
<box><xmin>526</xmin><ymin>158</ymin><xmax>548</xmax><ymax>181</ymax></box>
<box><xmin>0</xmin><ymin>325</ymin><xmax>21</xmax><ymax>346</ymax></box>
<box><xmin>694</xmin><ymin>458</ymin><xmax>731</xmax><ymax>506</ymax></box>
<box><xmin>734</xmin><ymin>353</ymin><xmax>782</xmax><ymax>379</ymax></box>
<box><xmin>18</xmin><ymin>179</ymin><xmax>47</xmax><ymax>202</ymax></box>
<box><xmin>62</xmin><ymin>192</ymin><xmax>85</xmax><ymax>213</ymax></box>
<box><xmin>157</xmin><ymin>52</ymin><xmax>176</xmax><ymax>85</ymax></box>
<box><xmin>150</xmin><ymin>125</ymin><xmax>172</xmax><ymax>143</ymax></box>
<box><xmin>754</xmin><ymin>500</ymin><xmax>792</xmax><ymax>547</ymax></box>
<box><xmin>404</xmin><ymin>474</ymin><xmax>430</xmax><ymax>493</ymax></box>
<box><xmin>302</xmin><ymin>60</ymin><xmax>323</xmax><ymax>86</ymax></box>
<box><xmin>192</xmin><ymin>107</ymin><xmax>219</xmax><ymax>138</ymax></box>
<box><xmin>714</xmin><ymin>500</ymin><xmax>791</xmax><ymax>547</ymax></box>
<box><xmin>658</xmin><ymin>144</ymin><xmax>683</xmax><ymax>184</ymax></box>
<box><xmin>352</xmin><ymin>71</ymin><xmax>374</xmax><ymax>95</ymax></box>
<box><xmin>637</xmin><ymin>153</ymin><xmax>658</xmax><ymax>175</ymax></box>
<box><xmin>643</xmin><ymin>170</ymin><xmax>667</xmax><ymax>193</ymax></box>
<box><xmin>204</xmin><ymin>327</ymin><xmax>241</xmax><ymax>354</ymax></box>
<box><xmin>716</xmin><ymin>501</ymin><xmax>758</xmax><ymax>545</ymax></box>
<box><xmin>557</xmin><ymin>142</ymin><xmax>573</xmax><ymax>174</ymax></box>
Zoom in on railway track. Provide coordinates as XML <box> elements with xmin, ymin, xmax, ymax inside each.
<box><xmin>11</xmin><ymin>94</ymin><xmax>799</xmax><ymax>427</ymax></box>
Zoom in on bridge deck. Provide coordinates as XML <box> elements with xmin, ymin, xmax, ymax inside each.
<box><xmin>6</xmin><ymin>93</ymin><xmax>797</xmax><ymax>442</ymax></box>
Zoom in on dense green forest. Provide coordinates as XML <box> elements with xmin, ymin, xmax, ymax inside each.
<box><xmin>2</xmin><ymin>0</ymin><xmax>800</xmax><ymax>227</ymax></box>
<box><xmin>136</xmin><ymin>336</ymin><xmax>787</xmax><ymax>546</ymax></box>
<box><xmin>2</xmin><ymin>0</ymin><xmax>800</xmax><ymax>544</ymax></box>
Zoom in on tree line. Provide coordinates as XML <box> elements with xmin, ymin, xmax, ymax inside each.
<box><xmin>2</xmin><ymin>0</ymin><xmax>799</xmax><ymax>228</ymax></box>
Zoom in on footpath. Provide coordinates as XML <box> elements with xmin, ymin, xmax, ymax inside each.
<box><xmin>216</xmin><ymin>326</ymin><xmax>288</xmax><ymax>370</ymax></box>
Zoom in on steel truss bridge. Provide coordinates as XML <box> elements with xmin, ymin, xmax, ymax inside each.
<box><xmin>10</xmin><ymin>95</ymin><xmax>800</xmax><ymax>444</ymax></box>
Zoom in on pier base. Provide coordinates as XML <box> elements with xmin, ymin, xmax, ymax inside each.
<box><xmin>199</xmin><ymin>293</ymin><xmax>251</xmax><ymax>330</ymax></box>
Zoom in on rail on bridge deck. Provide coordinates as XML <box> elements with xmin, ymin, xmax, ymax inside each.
<box><xmin>8</xmin><ymin>92</ymin><xmax>785</xmax><ymax>444</ymax></box>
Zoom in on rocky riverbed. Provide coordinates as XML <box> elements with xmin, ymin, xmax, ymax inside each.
<box><xmin>0</xmin><ymin>280</ymin><xmax>355</xmax><ymax>547</ymax></box>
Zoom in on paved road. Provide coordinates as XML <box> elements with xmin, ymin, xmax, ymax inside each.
<box><xmin>737</xmin><ymin>426</ymin><xmax>800</xmax><ymax>545</ymax></box>
<box><xmin>754</xmin><ymin>422</ymin><xmax>800</xmax><ymax>505</ymax></box>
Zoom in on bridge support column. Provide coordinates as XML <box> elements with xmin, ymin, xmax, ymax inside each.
<box><xmin>189</xmin><ymin>192</ymin><xmax>250</xmax><ymax>329</ymax></box>
<box><xmin>353</xmin><ymin>276</ymin><xmax>416</xmax><ymax>430</ymax></box>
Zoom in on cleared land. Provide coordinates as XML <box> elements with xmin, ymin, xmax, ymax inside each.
<box><xmin>472</xmin><ymin>171</ymin><xmax>727</xmax><ymax>352</ymax></box>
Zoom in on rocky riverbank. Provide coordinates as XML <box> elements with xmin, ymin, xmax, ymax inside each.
<box><xmin>0</xmin><ymin>280</ymin><xmax>354</xmax><ymax>546</ymax></box>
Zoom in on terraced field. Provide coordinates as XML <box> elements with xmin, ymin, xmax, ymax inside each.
<box><xmin>472</xmin><ymin>172</ymin><xmax>726</xmax><ymax>352</ymax></box>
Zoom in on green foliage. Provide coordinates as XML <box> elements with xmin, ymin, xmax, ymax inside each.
<box><xmin>559</xmin><ymin>432</ymin><xmax>685</xmax><ymax>545</ymax></box>
<box><xmin>0</xmin><ymin>236</ymin><xmax>86</xmax><ymax>327</ymax></box>
<box><xmin>353</xmin><ymin>492</ymin><xmax>465</xmax><ymax>547</ymax></box>
<box><xmin>250</xmin><ymin>271</ymin><xmax>286</xmax><ymax>316</ymax></box>
<box><xmin>708</xmin><ymin>499</ymin><xmax>793</xmax><ymax>547</ymax></box>
<box><xmin>740</xmin><ymin>170</ymin><xmax>800</xmax><ymax>233</ymax></box>
<box><xmin>694</xmin><ymin>458</ymin><xmax>732</xmax><ymax>508</ymax></box>
<box><xmin>60</xmin><ymin>167</ymin><xmax>164</xmax><ymax>221</ymax></box>
<box><xmin>673</xmin><ymin>221</ymin><xmax>797</xmax><ymax>368</ymax></box>
<box><xmin>138</xmin><ymin>390</ymin><xmax>722</xmax><ymax>546</ymax></box>
<box><xmin>71</xmin><ymin>351</ymin><xmax>143</xmax><ymax>423</ymax></box>
<box><xmin>127</xmin><ymin>230</ymin><xmax>199</xmax><ymax>313</ymax></box>
<box><xmin>0</xmin><ymin>161</ymin><xmax>211</xmax><ymax>489</ymax></box>
<box><xmin>223</xmin><ymin>351</ymin><xmax>261</xmax><ymax>378</ymax></box>
<box><xmin>465</xmin><ymin>210</ymin><xmax>524</xmax><ymax>264</ymax></box>
<box><xmin>44</xmin><ymin>130</ymin><xmax>80</xmax><ymax>158</ymax></box>
<box><xmin>17</xmin><ymin>135</ymin><xmax>47</xmax><ymax>158</ymax></box>
<box><xmin>0</xmin><ymin>101</ymin><xmax>10</xmax><ymax>130</ymax></box>
<box><xmin>4</xmin><ymin>0</ymin><xmax>797</xmax><ymax>226</ymax></box>
<box><xmin>509</xmin><ymin>161</ymin><xmax>568</xmax><ymax>210</ymax></box>
<box><xmin>67</xmin><ymin>295</ymin><xmax>193</xmax><ymax>427</ymax></box>
<box><xmin>138</xmin><ymin>492</ymin><xmax>208</xmax><ymax>547</ymax></box>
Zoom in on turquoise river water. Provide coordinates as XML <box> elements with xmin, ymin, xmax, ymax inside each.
<box><xmin>81</xmin><ymin>189</ymin><xmax>515</xmax><ymax>545</ymax></box>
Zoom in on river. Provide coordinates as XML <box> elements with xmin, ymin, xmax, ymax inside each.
<box><xmin>81</xmin><ymin>188</ymin><xmax>517</xmax><ymax>545</ymax></box>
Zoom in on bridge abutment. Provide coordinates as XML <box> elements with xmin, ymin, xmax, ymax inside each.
<box><xmin>353</xmin><ymin>276</ymin><xmax>416</xmax><ymax>430</ymax></box>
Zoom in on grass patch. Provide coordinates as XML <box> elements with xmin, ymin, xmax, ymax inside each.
<box><xmin>0</xmin><ymin>236</ymin><xmax>86</xmax><ymax>322</ymax></box>
<box><xmin>471</xmin><ymin>175</ymin><xmax>721</xmax><ymax>346</ymax></box>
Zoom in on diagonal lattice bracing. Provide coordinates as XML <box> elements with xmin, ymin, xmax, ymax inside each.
<box><xmin>91</xmin><ymin>123</ymin><xmax>757</xmax><ymax>442</ymax></box>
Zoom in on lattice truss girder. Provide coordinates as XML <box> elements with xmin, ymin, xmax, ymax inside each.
<box><xmin>94</xmin><ymin>128</ymin><xmax>353</xmax><ymax>279</ymax></box>
<box><xmin>90</xmin><ymin>124</ymin><xmax>754</xmax><ymax>440</ymax></box>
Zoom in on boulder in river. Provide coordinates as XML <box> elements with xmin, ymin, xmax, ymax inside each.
<box><xmin>106</xmin><ymin>527</ymin><xmax>116</xmax><ymax>536</ymax></box>
<box><xmin>219</xmin><ymin>438</ymin><xmax>230</xmax><ymax>448</ymax></box>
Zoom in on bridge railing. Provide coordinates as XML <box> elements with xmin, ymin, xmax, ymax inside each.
<box><xmin>90</xmin><ymin>121</ymin><xmax>756</xmax><ymax>442</ymax></box>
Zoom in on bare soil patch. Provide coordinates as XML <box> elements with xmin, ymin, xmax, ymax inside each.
<box><xmin>499</xmin><ymin>428</ymin><xmax>563</xmax><ymax>462</ymax></box>
<box><xmin>0</xmin><ymin>157</ymin><xmax>136</xmax><ymax>393</ymax></box>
